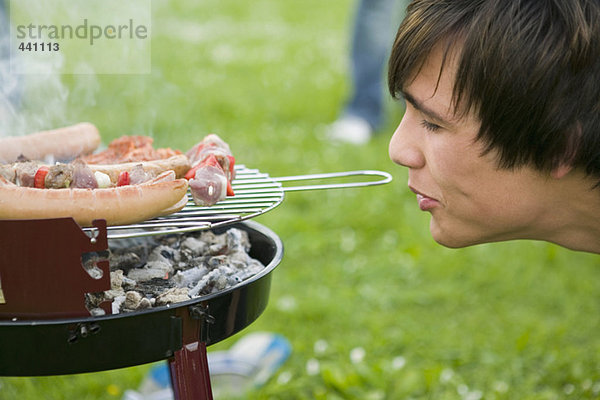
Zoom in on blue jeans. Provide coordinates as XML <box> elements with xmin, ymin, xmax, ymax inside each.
<box><xmin>343</xmin><ymin>0</ymin><xmax>406</xmax><ymax>131</ymax></box>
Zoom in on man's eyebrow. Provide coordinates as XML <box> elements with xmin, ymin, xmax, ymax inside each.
<box><xmin>401</xmin><ymin>90</ymin><xmax>454</xmax><ymax>126</ymax></box>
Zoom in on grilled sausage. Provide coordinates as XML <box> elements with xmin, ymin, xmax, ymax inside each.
<box><xmin>0</xmin><ymin>171</ymin><xmax>189</xmax><ymax>227</ymax></box>
<box><xmin>0</xmin><ymin>123</ymin><xmax>101</xmax><ymax>164</ymax></box>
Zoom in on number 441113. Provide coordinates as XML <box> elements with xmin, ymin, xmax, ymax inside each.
<box><xmin>18</xmin><ymin>42</ymin><xmax>60</xmax><ymax>52</ymax></box>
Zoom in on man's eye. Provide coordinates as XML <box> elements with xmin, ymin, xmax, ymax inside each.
<box><xmin>420</xmin><ymin>120</ymin><xmax>441</xmax><ymax>132</ymax></box>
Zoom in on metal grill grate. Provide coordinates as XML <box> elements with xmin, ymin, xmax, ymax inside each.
<box><xmin>84</xmin><ymin>166</ymin><xmax>392</xmax><ymax>240</ymax></box>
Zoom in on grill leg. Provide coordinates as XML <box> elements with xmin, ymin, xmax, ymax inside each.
<box><xmin>169</xmin><ymin>340</ymin><xmax>213</xmax><ymax>400</ymax></box>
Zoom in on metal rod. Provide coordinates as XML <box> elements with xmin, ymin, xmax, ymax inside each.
<box><xmin>271</xmin><ymin>170</ymin><xmax>392</xmax><ymax>192</ymax></box>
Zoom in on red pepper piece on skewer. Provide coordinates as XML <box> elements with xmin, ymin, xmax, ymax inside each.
<box><xmin>33</xmin><ymin>166</ymin><xmax>49</xmax><ymax>189</ymax></box>
<box><xmin>117</xmin><ymin>171</ymin><xmax>131</xmax><ymax>186</ymax></box>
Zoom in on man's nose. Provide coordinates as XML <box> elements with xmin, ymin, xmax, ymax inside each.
<box><xmin>389</xmin><ymin>113</ymin><xmax>425</xmax><ymax>169</ymax></box>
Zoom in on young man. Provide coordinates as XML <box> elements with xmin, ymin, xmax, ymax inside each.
<box><xmin>387</xmin><ymin>0</ymin><xmax>600</xmax><ymax>254</ymax></box>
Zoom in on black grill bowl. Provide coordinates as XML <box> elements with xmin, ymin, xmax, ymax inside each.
<box><xmin>0</xmin><ymin>220</ymin><xmax>283</xmax><ymax>376</ymax></box>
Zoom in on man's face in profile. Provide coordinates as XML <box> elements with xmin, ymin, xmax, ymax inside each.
<box><xmin>389</xmin><ymin>45</ymin><xmax>553</xmax><ymax>248</ymax></box>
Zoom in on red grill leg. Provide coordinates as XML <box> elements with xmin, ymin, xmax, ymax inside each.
<box><xmin>169</xmin><ymin>304</ymin><xmax>214</xmax><ymax>400</ymax></box>
<box><xmin>169</xmin><ymin>340</ymin><xmax>213</xmax><ymax>400</ymax></box>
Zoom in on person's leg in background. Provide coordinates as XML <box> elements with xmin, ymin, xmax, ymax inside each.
<box><xmin>328</xmin><ymin>0</ymin><xmax>406</xmax><ymax>145</ymax></box>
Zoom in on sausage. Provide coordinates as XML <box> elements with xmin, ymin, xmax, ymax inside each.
<box><xmin>0</xmin><ymin>171</ymin><xmax>189</xmax><ymax>227</ymax></box>
<box><xmin>88</xmin><ymin>154</ymin><xmax>191</xmax><ymax>181</ymax></box>
<box><xmin>0</xmin><ymin>123</ymin><xmax>101</xmax><ymax>164</ymax></box>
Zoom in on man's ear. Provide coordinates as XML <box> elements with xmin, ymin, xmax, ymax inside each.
<box><xmin>552</xmin><ymin>124</ymin><xmax>580</xmax><ymax>179</ymax></box>
<box><xmin>551</xmin><ymin>163</ymin><xmax>573</xmax><ymax>179</ymax></box>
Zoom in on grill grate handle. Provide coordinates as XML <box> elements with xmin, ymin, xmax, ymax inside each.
<box><xmin>272</xmin><ymin>170</ymin><xmax>392</xmax><ymax>192</ymax></box>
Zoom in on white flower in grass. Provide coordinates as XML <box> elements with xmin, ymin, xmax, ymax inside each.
<box><xmin>464</xmin><ymin>391</ymin><xmax>483</xmax><ymax>400</ymax></box>
<box><xmin>440</xmin><ymin>368</ymin><xmax>454</xmax><ymax>383</ymax></box>
<box><xmin>457</xmin><ymin>385</ymin><xmax>482</xmax><ymax>400</ymax></box>
<box><xmin>276</xmin><ymin>295</ymin><xmax>297</xmax><ymax>312</ymax></box>
<box><xmin>350</xmin><ymin>347</ymin><xmax>366</xmax><ymax>364</ymax></box>
<box><xmin>582</xmin><ymin>379</ymin><xmax>592</xmax><ymax>390</ymax></box>
<box><xmin>306</xmin><ymin>358</ymin><xmax>320</xmax><ymax>376</ymax></box>
<box><xmin>366</xmin><ymin>390</ymin><xmax>385</xmax><ymax>400</ymax></box>
<box><xmin>340</xmin><ymin>229</ymin><xmax>356</xmax><ymax>253</ymax></box>
<box><xmin>314</xmin><ymin>339</ymin><xmax>328</xmax><ymax>355</ymax></box>
<box><xmin>563</xmin><ymin>384</ymin><xmax>575</xmax><ymax>395</ymax></box>
<box><xmin>493</xmin><ymin>381</ymin><xmax>509</xmax><ymax>393</ymax></box>
<box><xmin>277</xmin><ymin>371</ymin><xmax>292</xmax><ymax>385</ymax></box>
<box><xmin>392</xmin><ymin>356</ymin><xmax>406</xmax><ymax>370</ymax></box>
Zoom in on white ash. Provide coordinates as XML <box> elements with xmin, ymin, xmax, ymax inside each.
<box><xmin>139</xmin><ymin>297</ymin><xmax>153</xmax><ymax>309</ymax></box>
<box><xmin>82</xmin><ymin>251</ymin><xmax>109</xmax><ymax>279</ymax></box>
<box><xmin>123</xmin><ymin>291</ymin><xmax>143</xmax><ymax>310</ymax></box>
<box><xmin>180</xmin><ymin>237</ymin><xmax>208</xmax><ymax>257</ymax></box>
<box><xmin>147</xmin><ymin>245</ymin><xmax>179</xmax><ymax>265</ymax></box>
<box><xmin>172</xmin><ymin>265</ymin><xmax>209</xmax><ymax>287</ymax></box>
<box><xmin>189</xmin><ymin>267</ymin><xmax>238</xmax><ymax>297</ymax></box>
<box><xmin>111</xmin><ymin>295</ymin><xmax>126</xmax><ymax>314</ymax></box>
<box><xmin>111</xmin><ymin>270</ymin><xmax>124</xmax><ymax>290</ymax></box>
<box><xmin>110</xmin><ymin>270</ymin><xmax>136</xmax><ymax>291</ymax></box>
<box><xmin>188</xmin><ymin>258</ymin><xmax>265</xmax><ymax>297</ymax></box>
<box><xmin>109</xmin><ymin>249</ymin><xmax>144</xmax><ymax>272</ymax></box>
<box><xmin>156</xmin><ymin>287</ymin><xmax>190</xmax><ymax>306</ymax></box>
<box><xmin>89</xmin><ymin>308</ymin><xmax>106</xmax><ymax>317</ymax></box>
<box><xmin>122</xmin><ymin>275</ymin><xmax>137</xmax><ymax>289</ymax></box>
<box><xmin>127</xmin><ymin>260</ymin><xmax>173</xmax><ymax>282</ymax></box>
<box><xmin>85</xmin><ymin>228</ymin><xmax>266</xmax><ymax>314</ymax></box>
<box><xmin>122</xmin><ymin>291</ymin><xmax>153</xmax><ymax>311</ymax></box>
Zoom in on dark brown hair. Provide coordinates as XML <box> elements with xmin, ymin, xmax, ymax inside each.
<box><xmin>388</xmin><ymin>0</ymin><xmax>600</xmax><ymax>181</ymax></box>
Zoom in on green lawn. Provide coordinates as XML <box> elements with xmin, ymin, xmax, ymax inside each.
<box><xmin>1</xmin><ymin>0</ymin><xmax>599</xmax><ymax>399</ymax></box>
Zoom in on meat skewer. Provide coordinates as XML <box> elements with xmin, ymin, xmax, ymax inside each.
<box><xmin>184</xmin><ymin>134</ymin><xmax>236</xmax><ymax>206</ymax></box>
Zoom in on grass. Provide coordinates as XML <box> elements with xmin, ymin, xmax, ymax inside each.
<box><xmin>2</xmin><ymin>0</ymin><xmax>600</xmax><ymax>399</ymax></box>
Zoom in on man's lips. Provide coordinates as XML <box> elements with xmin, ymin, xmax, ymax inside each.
<box><xmin>408</xmin><ymin>186</ymin><xmax>439</xmax><ymax>211</ymax></box>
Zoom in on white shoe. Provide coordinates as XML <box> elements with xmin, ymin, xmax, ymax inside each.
<box><xmin>326</xmin><ymin>115</ymin><xmax>373</xmax><ymax>145</ymax></box>
<box><xmin>122</xmin><ymin>332</ymin><xmax>291</xmax><ymax>400</ymax></box>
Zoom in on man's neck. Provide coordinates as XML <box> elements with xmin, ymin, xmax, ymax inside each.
<box><xmin>537</xmin><ymin>172</ymin><xmax>600</xmax><ymax>254</ymax></box>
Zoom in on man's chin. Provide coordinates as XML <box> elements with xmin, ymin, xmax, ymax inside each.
<box><xmin>429</xmin><ymin>219</ymin><xmax>483</xmax><ymax>249</ymax></box>
<box><xmin>431</xmin><ymin>234</ymin><xmax>471</xmax><ymax>249</ymax></box>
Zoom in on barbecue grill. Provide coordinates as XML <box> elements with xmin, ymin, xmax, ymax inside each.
<box><xmin>0</xmin><ymin>166</ymin><xmax>391</xmax><ymax>399</ymax></box>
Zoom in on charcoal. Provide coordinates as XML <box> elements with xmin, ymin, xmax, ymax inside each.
<box><xmin>100</xmin><ymin>228</ymin><xmax>266</xmax><ymax>314</ymax></box>
<box><xmin>157</xmin><ymin>234</ymin><xmax>180</xmax><ymax>247</ymax></box>
<box><xmin>206</xmin><ymin>255</ymin><xmax>228</xmax><ymax>270</ymax></box>
<box><xmin>148</xmin><ymin>245</ymin><xmax>178</xmax><ymax>266</ymax></box>
<box><xmin>112</xmin><ymin>295</ymin><xmax>126</xmax><ymax>314</ymax></box>
<box><xmin>127</xmin><ymin>260</ymin><xmax>172</xmax><ymax>282</ymax></box>
<box><xmin>109</xmin><ymin>252</ymin><xmax>143</xmax><ymax>271</ymax></box>
<box><xmin>110</xmin><ymin>270</ymin><xmax>125</xmax><ymax>290</ymax></box>
<box><xmin>138</xmin><ymin>297</ymin><xmax>153</xmax><ymax>309</ymax></box>
<box><xmin>156</xmin><ymin>288</ymin><xmax>190</xmax><ymax>306</ymax></box>
<box><xmin>172</xmin><ymin>266</ymin><xmax>209</xmax><ymax>288</ymax></box>
<box><xmin>81</xmin><ymin>251</ymin><xmax>109</xmax><ymax>279</ymax></box>
<box><xmin>180</xmin><ymin>237</ymin><xmax>208</xmax><ymax>257</ymax></box>
<box><xmin>123</xmin><ymin>291</ymin><xmax>143</xmax><ymax>310</ymax></box>
<box><xmin>89</xmin><ymin>307</ymin><xmax>106</xmax><ymax>317</ymax></box>
<box><xmin>134</xmin><ymin>278</ymin><xmax>172</xmax><ymax>297</ymax></box>
<box><xmin>226</xmin><ymin>229</ymin><xmax>251</xmax><ymax>252</ymax></box>
<box><xmin>122</xmin><ymin>275</ymin><xmax>137</xmax><ymax>290</ymax></box>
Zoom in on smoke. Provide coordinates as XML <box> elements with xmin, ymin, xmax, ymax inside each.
<box><xmin>0</xmin><ymin>2</ymin><xmax>83</xmax><ymax>137</ymax></box>
<box><xmin>0</xmin><ymin>0</ymin><xmax>149</xmax><ymax>138</ymax></box>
